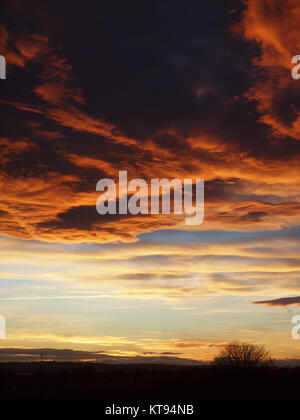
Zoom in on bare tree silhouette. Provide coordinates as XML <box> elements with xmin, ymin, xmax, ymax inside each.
<box><xmin>214</xmin><ymin>341</ymin><xmax>272</xmax><ymax>368</ymax></box>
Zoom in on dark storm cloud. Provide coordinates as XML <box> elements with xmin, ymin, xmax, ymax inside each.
<box><xmin>39</xmin><ymin>205</ymin><xmax>112</xmax><ymax>230</ymax></box>
<box><xmin>51</xmin><ymin>0</ymin><xmax>273</xmax><ymax>157</ymax></box>
<box><xmin>3</xmin><ymin>0</ymin><xmax>268</xmax><ymax>149</ymax></box>
<box><xmin>38</xmin><ymin>205</ymin><xmax>141</xmax><ymax>231</ymax></box>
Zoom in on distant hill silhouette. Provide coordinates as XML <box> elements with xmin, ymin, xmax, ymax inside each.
<box><xmin>0</xmin><ymin>348</ymin><xmax>204</xmax><ymax>365</ymax></box>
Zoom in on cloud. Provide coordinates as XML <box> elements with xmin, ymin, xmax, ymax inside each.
<box><xmin>253</xmin><ymin>296</ymin><xmax>300</xmax><ymax>307</ymax></box>
<box><xmin>170</xmin><ymin>339</ymin><xmax>221</xmax><ymax>349</ymax></box>
<box><xmin>1</xmin><ymin>329</ymin><xmax>223</xmax><ymax>362</ymax></box>
<box><xmin>33</xmin><ymin>130</ymin><xmax>65</xmax><ymax>140</ymax></box>
<box><xmin>1</xmin><ymin>3</ymin><xmax>300</xmax><ymax>244</ymax></box>
<box><xmin>1</xmin><ymin>230</ymin><xmax>300</xmax><ymax>302</ymax></box>
<box><xmin>2</xmin><ymin>1</ymin><xmax>300</xmax><ymax>362</ymax></box>
<box><xmin>235</xmin><ymin>0</ymin><xmax>300</xmax><ymax>140</ymax></box>
<box><xmin>0</xmin><ymin>25</ymin><xmax>49</xmax><ymax>68</ymax></box>
<box><xmin>0</xmin><ymin>348</ymin><xmax>298</xmax><ymax>366</ymax></box>
<box><xmin>0</xmin><ymin>348</ymin><xmax>204</xmax><ymax>365</ymax></box>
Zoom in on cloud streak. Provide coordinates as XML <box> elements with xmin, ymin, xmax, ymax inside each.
<box><xmin>254</xmin><ymin>296</ymin><xmax>300</xmax><ymax>307</ymax></box>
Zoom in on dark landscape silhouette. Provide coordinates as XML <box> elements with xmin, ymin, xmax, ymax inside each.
<box><xmin>1</xmin><ymin>342</ymin><xmax>300</xmax><ymax>400</ymax></box>
<box><xmin>2</xmin><ymin>361</ymin><xmax>300</xmax><ymax>400</ymax></box>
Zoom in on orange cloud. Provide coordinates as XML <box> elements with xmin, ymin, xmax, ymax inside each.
<box><xmin>235</xmin><ymin>0</ymin><xmax>300</xmax><ymax>140</ymax></box>
<box><xmin>1</xmin><ymin>17</ymin><xmax>300</xmax><ymax>243</ymax></box>
<box><xmin>0</xmin><ymin>25</ymin><xmax>49</xmax><ymax>68</ymax></box>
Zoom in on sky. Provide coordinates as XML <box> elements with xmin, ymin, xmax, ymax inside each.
<box><xmin>1</xmin><ymin>0</ymin><xmax>300</xmax><ymax>363</ymax></box>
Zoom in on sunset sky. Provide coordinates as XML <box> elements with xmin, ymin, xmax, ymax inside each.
<box><xmin>1</xmin><ymin>0</ymin><xmax>300</xmax><ymax>362</ymax></box>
